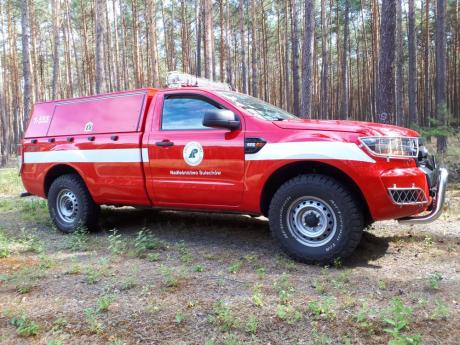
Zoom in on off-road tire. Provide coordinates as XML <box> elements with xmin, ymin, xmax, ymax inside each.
<box><xmin>48</xmin><ymin>174</ymin><xmax>100</xmax><ymax>233</ymax></box>
<box><xmin>268</xmin><ymin>174</ymin><xmax>364</xmax><ymax>264</ymax></box>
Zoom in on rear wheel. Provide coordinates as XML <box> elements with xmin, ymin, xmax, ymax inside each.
<box><xmin>48</xmin><ymin>174</ymin><xmax>100</xmax><ymax>233</ymax></box>
<box><xmin>268</xmin><ymin>174</ymin><xmax>364</xmax><ymax>264</ymax></box>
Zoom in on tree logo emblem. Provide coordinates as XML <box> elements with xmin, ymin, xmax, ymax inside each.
<box><xmin>183</xmin><ymin>142</ymin><xmax>204</xmax><ymax>166</ymax></box>
<box><xmin>84</xmin><ymin>122</ymin><xmax>94</xmax><ymax>132</ymax></box>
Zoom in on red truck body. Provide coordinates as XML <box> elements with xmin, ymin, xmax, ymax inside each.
<box><xmin>19</xmin><ymin>86</ymin><xmax>447</xmax><ymax>263</ymax></box>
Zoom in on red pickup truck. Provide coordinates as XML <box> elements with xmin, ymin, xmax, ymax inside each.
<box><xmin>19</xmin><ymin>83</ymin><xmax>448</xmax><ymax>263</ymax></box>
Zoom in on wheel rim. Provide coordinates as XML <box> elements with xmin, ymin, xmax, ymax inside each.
<box><xmin>56</xmin><ymin>189</ymin><xmax>79</xmax><ymax>223</ymax></box>
<box><xmin>286</xmin><ymin>196</ymin><xmax>337</xmax><ymax>247</ymax></box>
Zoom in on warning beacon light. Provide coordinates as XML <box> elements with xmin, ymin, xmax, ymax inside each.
<box><xmin>166</xmin><ymin>71</ymin><xmax>232</xmax><ymax>91</ymax></box>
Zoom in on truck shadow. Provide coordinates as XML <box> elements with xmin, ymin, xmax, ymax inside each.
<box><xmin>100</xmin><ymin>207</ymin><xmax>390</xmax><ymax>267</ymax></box>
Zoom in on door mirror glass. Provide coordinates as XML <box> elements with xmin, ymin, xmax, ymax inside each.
<box><xmin>203</xmin><ymin>110</ymin><xmax>240</xmax><ymax>130</ymax></box>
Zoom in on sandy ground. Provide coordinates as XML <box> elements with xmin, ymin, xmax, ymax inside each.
<box><xmin>0</xmin><ymin>169</ymin><xmax>459</xmax><ymax>344</ymax></box>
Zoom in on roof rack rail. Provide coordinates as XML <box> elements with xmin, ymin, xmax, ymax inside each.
<box><xmin>166</xmin><ymin>71</ymin><xmax>232</xmax><ymax>91</ymax></box>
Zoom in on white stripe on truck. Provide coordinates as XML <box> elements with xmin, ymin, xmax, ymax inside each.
<box><xmin>245</xmin><ymin>142</ymin><xmax>375</xmax><ymax>163</ymax></box>
<box><xmin>24</xmin><ymin>148</ymin><xmax>149</xmax><ymax>164</ymax></box>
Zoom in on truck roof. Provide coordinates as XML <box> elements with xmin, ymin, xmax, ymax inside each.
<box><xmin>34</xmin><ymin>87</ymin><xmax>231</xmax><ymax>105</ymax></box>
<box><xmin>34</xmin><ymin>88</ymin><xmax>158</xmax><ymax>105</ymax></box>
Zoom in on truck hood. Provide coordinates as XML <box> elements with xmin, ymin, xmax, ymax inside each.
<box><xmin>273</xmin><ymin>119</ymin><xmax>419</xmax><ymax>137</ymax></box>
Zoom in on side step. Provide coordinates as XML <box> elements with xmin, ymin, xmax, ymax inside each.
<box><xmin>20</xmin><ymin>192</ymin><xmax>32</xmax><ymax>198</ymax></box>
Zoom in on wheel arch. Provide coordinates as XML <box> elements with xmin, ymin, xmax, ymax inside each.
<box><xmin>260</xmin><ymin>161</ymin><xmax>372</xmax><ymax>225</ymax></box>
<box><xmin>44</xmin><ymin>164</ymin><xmax>85</xmax><ymax>197</ymax></box>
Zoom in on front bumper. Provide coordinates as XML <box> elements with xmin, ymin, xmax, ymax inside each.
<box><xmin>398</xmin><ymin>167</ymin><xmax>448</xmax><ymax>224</ymax></box>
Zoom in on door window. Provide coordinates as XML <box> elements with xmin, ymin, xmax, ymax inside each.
<box><xmin>161</xmin><ymin>95</ymin><xmax>221</xmax><ymax>130</ymax></box>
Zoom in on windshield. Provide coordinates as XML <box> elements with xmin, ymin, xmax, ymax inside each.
<box><xmin>217</xmin><ymin>91</ymin><xmax>298</xmax><ymax>121</ymax></box>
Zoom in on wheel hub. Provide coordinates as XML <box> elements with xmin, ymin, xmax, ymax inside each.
<box><xmin>56</xmin><ymin>189</ymin><xmax>79</xmax><ymax>223</ymax></box>
<box><xmin>286</xmin><ymin>197</ymin><xmax>337</xmax><ymax>247</ymax></box>
<box><xmin>303</xmin><ymin>212</ymin><xmax>320</xmax><ymax>228</ymax></box>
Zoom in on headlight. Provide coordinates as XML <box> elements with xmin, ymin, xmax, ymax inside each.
<box><xmin>359</xmin><ymin>137</ymin><xmax>419</xmax><ymax>158</ymax></box>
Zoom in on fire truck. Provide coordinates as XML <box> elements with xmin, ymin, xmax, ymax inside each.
<box><xmin>19</xmin><ymin>73</ymin><xmax>448</xmax><ymax>263</ymax></box>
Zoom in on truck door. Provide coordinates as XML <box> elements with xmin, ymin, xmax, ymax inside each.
<box><xmin>146</xmin><ymin>91</ymin><xmax>245</xmax><ymax>209</ymax></box>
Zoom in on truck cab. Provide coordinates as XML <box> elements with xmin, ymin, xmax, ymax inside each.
<box><xmin>20</xmin><ymin>75</ymin><xmax>448</xmax><ymax>263</ymax></box>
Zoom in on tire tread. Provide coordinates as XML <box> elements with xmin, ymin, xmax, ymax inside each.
<box><xmin>268</xmin><ymin>174</ymin><xmax>364</xmax><ymax>264</ymax></box>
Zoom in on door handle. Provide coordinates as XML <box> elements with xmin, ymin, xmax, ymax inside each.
<box><xmin>155</xmin><ymin>140</ymin><xmax>174</xmax><ymax>147</ymax></box>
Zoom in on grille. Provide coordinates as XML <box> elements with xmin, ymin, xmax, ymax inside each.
<box><xmin>388</xmin><ymin>188</ymin><xmax>428</xmax><ymax>205</ymax></box>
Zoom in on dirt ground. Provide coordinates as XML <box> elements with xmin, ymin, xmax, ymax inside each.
<box><xmin>0</xmin><ymin>167</ymin><xmax>459</xmax><ymax>345</ymax></box>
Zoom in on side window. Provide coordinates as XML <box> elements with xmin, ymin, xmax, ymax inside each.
<box><xmin>161</xmin><ymin>95</ymin><xmax>220</xmax><ymax>130</ymax></box>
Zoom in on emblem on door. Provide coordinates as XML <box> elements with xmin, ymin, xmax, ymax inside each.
<box><xmin>183</xmin><ymin>142</ymin><xmax>204</xmax><ymax>166</ymax></box>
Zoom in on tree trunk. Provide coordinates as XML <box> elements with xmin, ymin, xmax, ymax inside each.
<box><xmin>340</xmin><ymin>0</ymin><xmax>349</xmax><ymax>119</ymax></box>
<box><xmin>423</xmin><ymin>0</ymin><xmax>431</xmax><ymax>125</ymax></box>
<box><xmin>147</xmin><ymin>0</ymin><xmax>161</xmax><ymax>87</ymax></box>
<box><xmin>225</xmin><ymin>0</ymin><xmax>232</xmax><ymax>86</ymax></box>
<box><xmin>435</xmin><ymin>0</ymin><xmax>447</xmax><ymax>153</ymax></box>
<box><xmin>131</xmin><ymin>0</ymin><xmax>141</xmax><ymax>87</ymax></box>
<box><xmin>290</xmin><ymin>0</ymin><xmax>300</xmax><ymax>116</ymax></box>
<box><xmin>219</xmin><ymin>0</ymin><xmax>226</xmax><ymax>82</ymax></box>
<box><xmin>320</xmin><ymin>0</ymin><xmax>328</xmax><ymax>119</ymax></box>
<box><xmin>119</xmin><ymin>0</ymin><xmax>128</xmax><ymax>90</ymax></box>
<box><xmin>52</xmin><ymin>0</ymin><xmax>61</xmax><ymax>99</ymax></box>
<box><xmin>0</xmin><ymin>91</ymin><xmax>7</xmax><ymax>166</ymax></box>
<box><xmin>112</xmin><ymin>0</ymin><xmax>121</xmax><ymax>91</ymax></box>
<box><xmin>250</xmin><ymin>0</ymin><xmax>258</xmax><ymax>97</ymax></box>
<box><xmin>95</xmin><ymin>0</ymin><xmax>104</xmax><ymax>93</ymax></box>
<box><xmin>376</xmin><ymin>0</ymin><xmax>396</xmax><ymax>124</ymax></box>
<box><xmin>239</xmin><ymin>0</ymin><xmax>247</xmax><ymax>93</ymax></box>
<box><xmin>204</xmin><ymin>0</ymin><xmax>213</xmax><ymax>79</ymax></box>
<box><xmin>284</xmin><ymin>1</ymin><xmax>290</xmax><ymax>110</ymax></box>
<box><xmin>196</xmin><ymin>0</ymin><xmax>202</xmax><ymax>77</ymax></box>
<box><xmin>408</xmin><ymin>0</ymin><xmax>418</xmax><ymax>126</ymax></box>
<box><xmin>20</xmin><ymin>0</ymin><xmax>32</xmax><ymax>127</ymax></box>
<box><xmin>181</xmin><ymin>0</ymin><xmax>190</xmax><ymax>74</ymax></box>
<box><xmin>301</xmin><ymin>0</ymin><xmax>314</xmax><ymax>119</ymax></box>
<box><xmin>395</xmin><ymin>0</ymin><xmax>403</xmax><ymax>125</ymax></box>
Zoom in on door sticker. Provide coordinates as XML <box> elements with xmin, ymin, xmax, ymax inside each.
<box><xmin>183</xmin><ymin>141</ymin><xmax>204</xmax><ymax>166</ymax></box>
<box><xmin>84</xmin><ymin>121</ymin><xmax>94</xmax><ymax>132</ymax></box>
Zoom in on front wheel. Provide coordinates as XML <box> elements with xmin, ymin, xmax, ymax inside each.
<box><xmin>48</xmin><ymin>174</ymin><xmax>100</xmax><ymax>233</ymax></box>
<box><xmin>268</xmin><ymin>174</ymin><xmax>364</xmax><ymax>264</ymax></box>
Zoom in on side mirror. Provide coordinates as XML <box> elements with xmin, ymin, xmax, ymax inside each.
<box><xmin>203</xmin><ymin>110</ymin><xmax>240</xmax><ymax>130</ymax></box>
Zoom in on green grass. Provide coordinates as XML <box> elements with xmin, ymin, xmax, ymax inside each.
<box><xmin>0</xmin><ymin>198</ymin><xmax>50</xmax><ymax>225</ymax></box>
<box><xmin>0</xmin><ymin>227</ymin><xmax>44</xmax><ymax>259</ymax></box>
<box><xmin>96</xmin><ymin>294</ymin><xmax>115</xmax><ymax>312</ymax></box>
<box><xmin>210</xmin><ymin>300</ymin><xmax>238</xmax><ymax>332</ymax></box>
<box><xmin>107</xmin><ymin>229</ymin><xmax>126</xmax><ymax>255</ymax></box>
<box><xmin>0</xmin><ymin>229</ymin><xmax>11</xmax><ymax>257</ymax></box>
<box><xmin>8</xmin><ymin>266</ymin><xmax>47</xmax><ymax>294</ymax></box>
<box><xmin>428</xmin><ymin>272</ymin><xmax>442</xmax><ymax>289</ymax></box>
<box><xmin>133</xmin><ymin>229</ymin><xmax>165</xmax><ymax>258</ymax></box>
<box><xmin>273</xmin><ymin>273</ymin><xmax>295</xmax><ymax>305</ymax></box>
<box><xmin>307</xmin><ymin>296</ymin><xmax>336</xmax><ymax>320</ymax></box>
<box><xmin>0</xmin><ymin>168</ymin><xmax>23</xmax><ymax>195</ymax></box>
<box><xmin>381</xmin><ymin>297</ymin><xmax>421</xmax><ymax>345</ymax></box>
<box><xmin>10</xmin><ymin>313</ymin><xmax>40</xmax><ymax>337</ymax></box>
<box><xmin>276</xmin><ymin>304</ymin><xmax>303</xmax><ymax>324</ymax></box>
<box><xmin>227</xmin><ymin>260</ymin><xmax>243</xmax><ymax>274</ymax></box>
<box><xmin>68</xmin><ymin>227</ymin><xmax>90</xmax><ymax>252</ymax></box>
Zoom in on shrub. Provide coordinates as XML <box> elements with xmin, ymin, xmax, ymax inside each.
<box><xmin>11</xmin><ymin>313</ymin><xmax>40</xmax><ymax>337</ymax></box>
